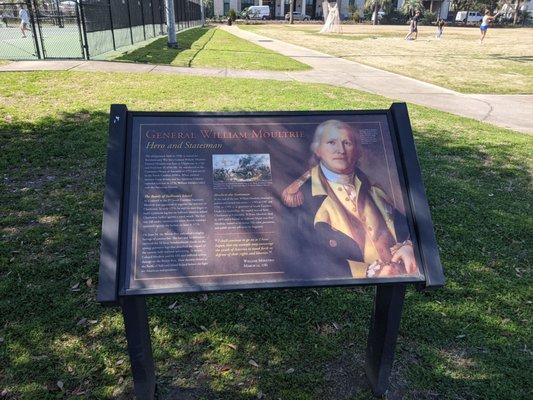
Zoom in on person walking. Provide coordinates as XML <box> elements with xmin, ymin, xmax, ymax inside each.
<box><xmin>435</xmin><ymin>18</ymin><xmax>445</xmax><ymax>39</ymax></box>
<box><xmin>18</xmin><ymin>6</ymin><xmax>30</xmax><ymax>38</ymax></box>
<box><xmin>405</xmin><ymin>11</ymin><xmax>421</xmax><ymax>41</ymax></box>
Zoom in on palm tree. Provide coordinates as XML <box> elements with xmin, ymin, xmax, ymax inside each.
<box><xmin>402</xmin><ymin>0</ymin><xmax>424</xmax><ymax>16</ymax></box>
<box><xmin>364</xmin><ymin>0</ymin><xmax>391</xmax><ymax>25</ymax></box>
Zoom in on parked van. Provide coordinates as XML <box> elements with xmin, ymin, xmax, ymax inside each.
<box><xmin>243</xmin><ymin>5</ymin><xmax>270</xmax><ymax>20</ymax></box>
<box><xmin>455</xmin><ymin>11</ymin><xmax>483</xmax><ymax>24</ymax></box>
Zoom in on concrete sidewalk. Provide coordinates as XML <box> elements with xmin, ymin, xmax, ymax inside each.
<box><xmin>0</xmin><ymin>59</ymin><xmax>295</xmax><ymax>80</ymax></box>
<box><xmin>1</xmin><ymin>30</ymin><xmax>532</xmax><ymax>134</ymax></box>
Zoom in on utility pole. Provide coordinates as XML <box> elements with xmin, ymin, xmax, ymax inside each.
<box><xmin>200</xmin><ymin>0</ymin><xmax>205</xmax><ymax>25</ymax></box>
<box><xmin>166</xmin><ymin>0</ymin><xmax>178</xmax><ymax>48</ymax></box>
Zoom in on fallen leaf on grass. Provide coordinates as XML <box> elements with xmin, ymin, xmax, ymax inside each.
<box><xmin>224</xmin><ymin>343</ymin><xmax>238</xmax><ymax>350</ymax></box>
<box><xmin>70</xmin><ymin>283</ymin><xmax>80</xmax><ymax>291</ymax></box>
<box><xmin>86</xmin><ymin>278</ymin><xmax>93</xmax><ymax>287</ymax></box>
<box><xmin>57</xmin><ymin>380</ymin><xmax>64</xmax><ymax>390</ymax></box>
<box><xmin>286</xmin><ymin>368</ymin><xmax>295</xmax><ymax>374</ymax></box>
<box><xmin>116</xmin><ymin>359</ymin><xmax>125</xmax><ymax>366</ymax></box>
<box><xmin>456</xmin><ymin>334</ymin><xmax>466</xmax><ymax>339</ymax></box>
<box><xmin>249</xmin><ymin>359</ymin><xmax>259</xmax><ymax>368</ymax></box>
<box><xmin>76</xmin><ymin>318</ymin><xmax>87</xmax><ymax>326</ymax></box>
<box><xmin>168</xmin><ymin>301</ymin><xmax>178</xmax><ymax>310</ymax></box>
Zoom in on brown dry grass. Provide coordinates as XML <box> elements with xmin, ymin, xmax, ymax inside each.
<box><xmin>240</xmin><ymin>24</ymin><xmax>533</xmax><ymax>94</ymax></box>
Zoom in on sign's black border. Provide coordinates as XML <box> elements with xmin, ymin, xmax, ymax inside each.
<box><xmin>97</xmin><ymin>104</ymin><xmax>444</xmax><ymax>304</ymax></box>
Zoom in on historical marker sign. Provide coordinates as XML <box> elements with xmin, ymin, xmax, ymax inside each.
<box><xmin>98</xmin><ymin>104</ymin><xmax>444</xmax><ymax>399</ymax></box>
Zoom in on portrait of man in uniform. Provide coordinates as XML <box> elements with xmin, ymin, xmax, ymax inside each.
<box><xmin>280</xmin><ymin>119</ymin><xmax>420</xmax><ymax>280</ymax></box>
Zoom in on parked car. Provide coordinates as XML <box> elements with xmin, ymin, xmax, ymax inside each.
<box><xmin>455</xmin><ymin>11</ymin><xmax>483</xmax><ymax>24</ymax></box>
<box><xmin>284</xmin><ymin>11</ymin><xmax>311</xmax><ymax>21</ymax></box>
<box><xmin>242</xmin><ymin>5</ymin><xmax>271</xmax><ymax>20</ymax></box>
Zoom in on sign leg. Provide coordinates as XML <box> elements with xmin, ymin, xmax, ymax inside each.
<box><xmin>365</xmin><ymin>284</ymin><xmax>406</xmax><ymax>396</ymax></box>
<box><xmin>121</xmin><ymin>296</ymin><xmax>156</xmax><ymax>400</ymax></box>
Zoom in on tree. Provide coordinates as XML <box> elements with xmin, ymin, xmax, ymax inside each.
<box><xmin>364</xmin><ymin>0</ymin><xmax>391</xmax><ymax>24</ymax></box>
<box><xmin>512</xmin><ymin>0</ymin><xmax>523</xmax><ymax>24</ymax></box>
<box><xmin>202</xmin><ymin>0</ymin><xmax>214</xmax><ymax>18</ymax></box>
<box><xmin>289</xmin><ymin>0</ymin><xmax>294</xmax><ymax>24</ymax></box>
<box><xmin>401</xmin><ymin>0</ymin><xmax>424</xmax><ymax>16</ymax></box>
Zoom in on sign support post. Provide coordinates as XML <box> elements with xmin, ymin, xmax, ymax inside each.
<box><xmin>365</xmin><ymin>284</ymin><xmax>406</xmax><ymax>396</ymax></box>
<box><xmin>121</xmin><ymin>296</ymin><xmax>156</xmax><ymax>400</ymax></box>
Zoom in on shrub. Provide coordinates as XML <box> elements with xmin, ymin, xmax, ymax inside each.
<box><xmin>227</xmin><ymin>8</ymin><xmax>237</xmax><ymax>25</ymax></box>
<box><xmin>348</xmin><ymin>5</ymin><xmax>361</xmax><ymax>23</ymax></box>
<box><xmin>420</xmin><ymin>10</ymin><xmax>437</xmax><ymax>25</ymax></box>
<box><xmin>381</xmin><ymin>9</ymin><xmax>409</xmax><ymax>24</ymax></box>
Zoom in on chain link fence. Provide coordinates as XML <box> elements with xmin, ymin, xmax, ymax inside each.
<box><xmin>0</xmin><ymin>0</ymin><xmax>203</xmax><ymax>60</ymax></box>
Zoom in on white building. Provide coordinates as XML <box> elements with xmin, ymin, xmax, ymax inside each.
<box><xmin>214</xmin><ymin>0</ymin><xmax>365</xmax><ymax>20</ymax></box>
<box><xmin>214</xmin><ymin>0</ymin><xmax>451</xmax><ymax>20</ymax></box>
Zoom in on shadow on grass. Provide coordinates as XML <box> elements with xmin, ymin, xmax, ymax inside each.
<box><xmin>117</xmin><ymin>27</ymin><xmax>213</xmax><ymax>65</ymax></box>
<box><xmin>0</xmin><ymin>110</ymin><xmax>531</xmax><ymax>399</ymax></box>
<box><xmin>490</xmin><ymin>54</ymin><xmax>533</xmax><ymax>63</ymax></box>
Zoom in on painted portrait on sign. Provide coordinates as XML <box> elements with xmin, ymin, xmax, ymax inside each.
<box><xmin>280</xmin><ymin>119</ymin><xmax>420</xmax><ymax>280</ymax></box>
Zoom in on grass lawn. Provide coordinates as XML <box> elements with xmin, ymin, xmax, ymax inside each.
<box><xmin>115</xmin><ymin>26</ymin><xmax>310</xmax><ymax>71</ymax></box>
<box><xmin>1</xmin><ymin>71</ymin><xmax>532</xmax><ymax>399</ymax></box>
<box><xmin>239</xmin><ymin>24</ymin><xmax>533</xmax><ymax>94</ymax></box>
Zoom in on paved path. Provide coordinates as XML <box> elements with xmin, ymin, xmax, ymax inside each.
<box><xmin>1</xmin><ymin>27</ymin><xmax>532</xmax><ymax>134</ymax></box>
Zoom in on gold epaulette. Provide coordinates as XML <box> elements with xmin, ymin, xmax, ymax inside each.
<box><xmin>281</xmin><ymin>170</ymin><xmax>312</xmax><ymax>207</ymax></box>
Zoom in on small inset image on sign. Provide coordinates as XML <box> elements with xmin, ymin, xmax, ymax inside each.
<box><xmin>213</xmin><ymin>154</ymin><xmax>272</xmax><ymax>183</ymax></box>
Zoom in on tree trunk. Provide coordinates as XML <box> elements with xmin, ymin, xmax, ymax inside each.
<box><xmin>289</xmin><ymin>0</ymin><xmax>294</xmax><ymax>24</ymax></box>
<box><xmin>513</xmin><ymin>0</ymin><xmax>521</xmax><ymax>25</ymax></box>
<box><xmin>373</xmin><ymin>3</ymin><xmax>379</xmax><ymax>25</ymax></box>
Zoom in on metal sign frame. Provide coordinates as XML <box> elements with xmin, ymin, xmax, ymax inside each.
<box><xmin>97</xmin><ymin>103</ymin><xmax>444</xmax><ymax>399</ymax></box>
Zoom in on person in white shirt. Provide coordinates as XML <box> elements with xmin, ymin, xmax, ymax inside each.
<box><xmin>18</xmin><ymin>6</ymin><xmax>30</xmax><ymax>38</ymax></box>
<box><xmin>480</xmin><ymin>9</ymin><xmax>500</xmax><ymax>44</ymax></box>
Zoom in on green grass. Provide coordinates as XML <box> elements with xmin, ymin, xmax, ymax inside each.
<box><xmin>0</xmin><ymin>71</ymin><xmax>532</xmax><ymax>399</ymax></box>
<box><xmin>116</xmin><ymin>26</ymin><xmax>310</xmax><ymax>71</ymax></box>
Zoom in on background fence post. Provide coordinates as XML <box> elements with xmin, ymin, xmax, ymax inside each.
<box><xmin>76</xmin><ymin>0</ymin><xmax>89</xmax><ymax>59</ymax></box>
<box><xmin>125</xmin><ymin>0</ymin><xmax>134</xmax><ymax>44</ymax></box>
<box><xmin>108</xmin><ymin>0</ymin><xmax>116</xmax><ymax>50</ymax></box>
<box><xmin>150</xmin><ymin>0</ymin><xmax>156</xmax><ymax>37</ymax></box>
<box><xmin>139</xmin><ymin>0</ymin><xmax>146</xmax><ymax>40</ymax></box>
<box><xmin>27</xmin><ymin>0</ymin><xmax>42</xmax><ymax>59</ymax></box>
<box><xmin>186</xmin><ymin>0</ymin><xmax>189</xmax><ymax>28</ymax></box>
